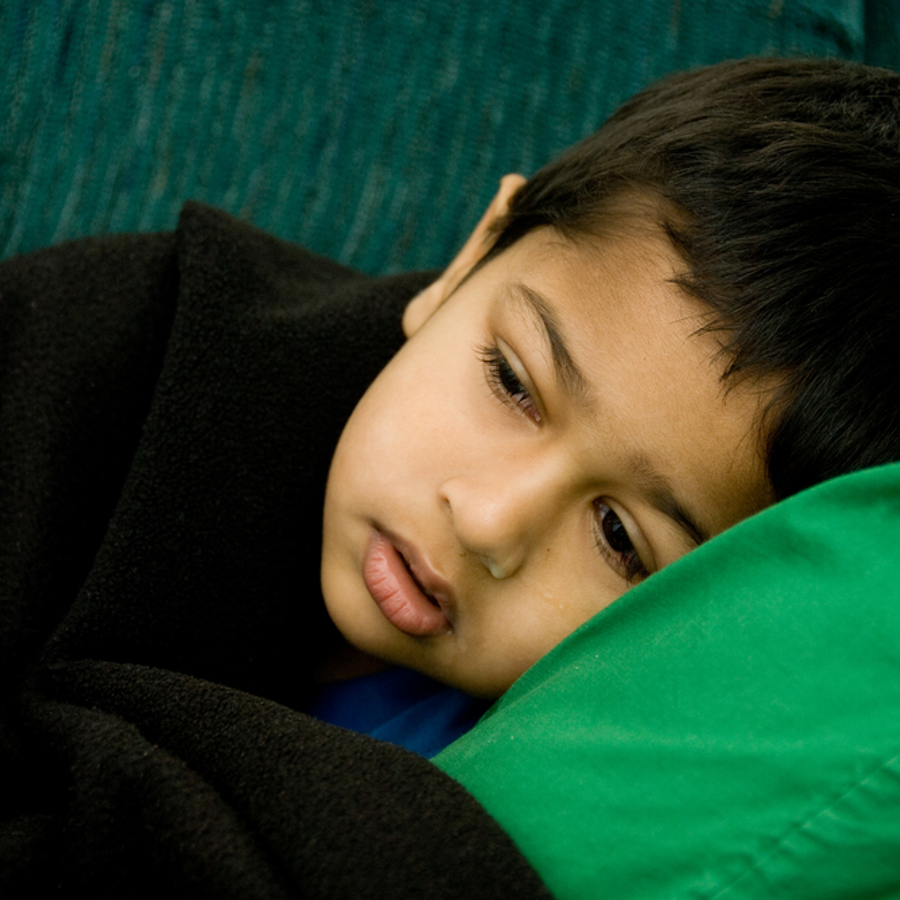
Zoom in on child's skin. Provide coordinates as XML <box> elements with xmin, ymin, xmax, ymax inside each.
<box><xmin>320</xmin><ymin>175</ymin><xmax>778</xmax><ymax>698</ymax></box>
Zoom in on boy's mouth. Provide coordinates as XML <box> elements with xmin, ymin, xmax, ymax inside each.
<box><xmin>361</xmin><ymin>530</ymin><xmax>453</xmax><ymax>637</ymax></box>
<box><xmin>400</xmin><ymin>553</ymin><xmax>439</xmax><ymax>607</ymax></box>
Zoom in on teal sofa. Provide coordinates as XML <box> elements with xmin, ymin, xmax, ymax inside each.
<box><xmin>4</xmin><ymin>1</ymin><xmax>899</xmax><ymax>273</ymax></box>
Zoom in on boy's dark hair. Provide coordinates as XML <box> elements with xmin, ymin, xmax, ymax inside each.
<box><xmin>487</xmin><ymin>57</ymin><xmax>900</xmax><ymax>500</ymax></box>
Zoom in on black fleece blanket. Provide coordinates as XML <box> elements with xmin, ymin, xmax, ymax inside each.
<box><xmin>0</xmin><ymin>203</ymin><xmax>552</xmax><ymax>899</ymax></box>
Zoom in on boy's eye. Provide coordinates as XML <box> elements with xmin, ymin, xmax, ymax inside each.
<box><xmin>593</xmin><ymin>501</ymin><xmax>648</xmax><ymax>583</ymax></box>
<box><xmin>479</xmin><ymin>345</ymin><xmax>541</xmax><ymax>423</ymax></box>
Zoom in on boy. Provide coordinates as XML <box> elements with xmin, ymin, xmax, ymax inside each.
<box><xmin>315</xmin><ymin>55</ymin><xmax>900</xmax><ymax>710</ymax></box>
<box><xmin>1</xmin><ymin>55</ymin><xmax>899</xmax><ymax>897</ymax></box>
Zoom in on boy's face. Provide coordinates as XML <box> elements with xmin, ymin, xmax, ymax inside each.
<box><xmin>321</xmin><ymin>187</ymin><xmax>775</xmax><ymax>698</ymax></box>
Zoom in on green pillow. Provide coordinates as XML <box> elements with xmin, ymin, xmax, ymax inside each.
<box><xmin>437</xmin><ymin>463</ymin><xmax>900</xmax><ymax>899</ymax></box>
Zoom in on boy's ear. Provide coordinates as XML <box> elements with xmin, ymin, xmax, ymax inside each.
<box><xmin>402</xmin><ymin>173</ymin><xmax>527</xmax><ymax>337</ymax></box>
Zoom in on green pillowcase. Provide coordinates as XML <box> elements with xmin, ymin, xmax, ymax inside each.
<box><xmin>437</xmin><ymin>462</ymin><xmax>900</xmax><ymax>899</ymax></box>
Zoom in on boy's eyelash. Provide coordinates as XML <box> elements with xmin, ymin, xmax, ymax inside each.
<box><xmin>593</xmin><ymin>501</ymin><xmax>649</xmax><ymax>583</ymax></box>
<box><xmin>478</xmin><ymin>344</ymin><xmax>541</xmax><ymax>423</ymax></box>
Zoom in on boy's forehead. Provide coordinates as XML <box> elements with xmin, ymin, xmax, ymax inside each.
<box><xmin>491</xmin><ymin>220</ymin><xmax>703</xmax><ymax>350</ymax></box>
<box><xmin>497</xmin><ymin>189</ymin><xmax>686</xmax><ymax>294</ymax></box>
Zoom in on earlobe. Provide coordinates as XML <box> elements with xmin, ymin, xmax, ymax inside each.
<box><xmin>402</xmin><ymin>173</ymin><xmax>527</xmax><ymax>338</ymax></box>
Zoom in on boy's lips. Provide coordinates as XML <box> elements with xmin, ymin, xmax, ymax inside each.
<box><xmin>361</xmin><ymin>530</ymin><xmax>453</xmax><ymax>637</ymax></box>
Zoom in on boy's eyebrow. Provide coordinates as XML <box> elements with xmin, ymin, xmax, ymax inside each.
<box><xmin>509</xmin><ymin>280</ymin><xmax>710</xmax><ymax>549</ymax></box>
<box><xmin>508</xmin><ymin>282</ymin><xmax>590</xmax><ymax>404</ymax></box>
<box><xmin>628</xmin><ymin>455</ymin><xmax>711</xmax><ymax>548</ymax></box>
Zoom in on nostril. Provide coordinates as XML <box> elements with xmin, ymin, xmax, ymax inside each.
<box><xmin>478</xmin><ymin>555</ymin><xmax>508</xmax><ymax>579</ymax></box>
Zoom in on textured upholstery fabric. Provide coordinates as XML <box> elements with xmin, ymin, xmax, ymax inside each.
<box><xmin>2</xmin><ymin>1</ymin><xmax>891</xmax><ymax>274</ymax></box>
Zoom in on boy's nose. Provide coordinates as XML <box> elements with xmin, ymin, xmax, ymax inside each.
<box><xmin>439</xmin><ymin>464</ymin><xmax>558</xmax><ymax>579</ymax></box>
